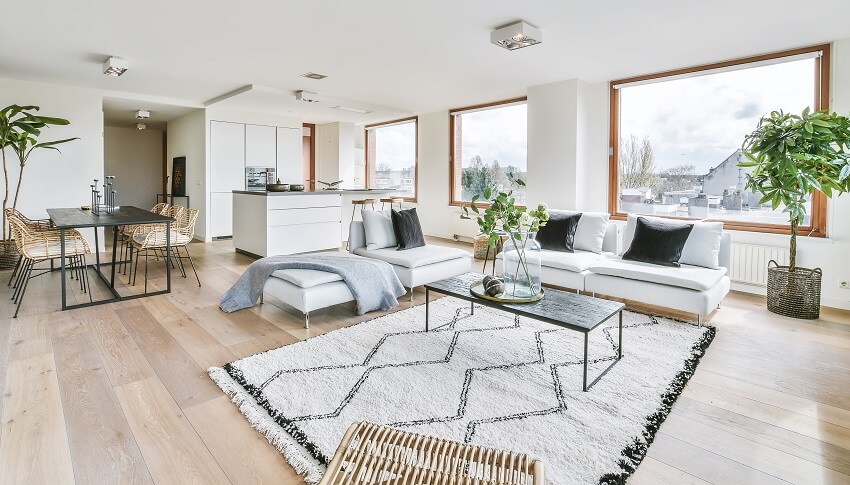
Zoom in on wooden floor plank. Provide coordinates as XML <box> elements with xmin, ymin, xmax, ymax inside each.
<box><xmin>647</xmin><ymin>433</ymin><xmax>790</xmax><ymax>484</ymax></box>
<box><xmin>0</xmin><ymin>354</ymin><xmax>75</xmax><ymax>485</ymax></box>
<box><xmin>184</xmin><ymin>396</ymin><xmax>302</xmax><ymax>484</ymax></box>
<box><xmin>52</xmin><ymin>318</ymin><xmax>153</xmax><ymax>484</ymax></box>
<box><xmin>114</xmin><ymin>377</ymin><xmax>230</xmax><ymax>485</ymax></box>
<box><xmin>114</xmin><ymin>305</ymin><xmax>222</xmax><ymax>409</ymax></box>
<box><xmin>627</xmin><ymin>457</ymin><xmax>711</xmax><ymax>484</ymax></box>
<box><xmin>661</xmin><ymin>409</ymin><xmax>850</xmax><ymax>484</ymax></box>
<box><xmin>82</xmin><ymin>305</ymin><xmax>156</xmax><ymax>387</ymax></box>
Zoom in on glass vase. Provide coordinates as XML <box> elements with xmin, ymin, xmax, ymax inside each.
<box><xmin>501</xmin><ymin>232</ymin><xmax>542</xmax><ymax>299</ymax></box>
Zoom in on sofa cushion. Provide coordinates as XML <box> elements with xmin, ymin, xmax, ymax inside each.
<box><xmin>270</xmin><ymin>269</ymin><xmax>344</xmax><ymax>288</ymax></box>
<box><xmin>362</xmin><ymin>209</ymin><xmax>397</xmax><ymax>250</ymax></box>
<box><xmin>391</xmin><ymin>208</ymin><xmax>425</xmax><ymax>250</ymax></box>
<box><xmin>498</xmin><ymin>249</ymin><xmax>606</xmax><ymax>273</ymax></box>
<box><xmin>622</xmin><ymin>214</ymin><xmax>724</xmax><ymax>268</ymax></box>
<box><xmin>551</xmin><ymin>210</ymin><xmax>609</xmax><ymax>253</ymax></box>
<box><xmin>354</xmin><ymin>245</ymin><xmax>469</xmax><ymax>269</ymax></box>
<box><xmin>587</xmin><ymin>258</ymin><xmax>727</xmax><ymax>291</ymax></box>
<box><xmin>623</xmin><ymin>217</ymin><xmax>693</xmax><ymax>267</ymax></box>
<box><xmin>535</xmin><ymin>212</ymin><xmax>581</xmax><ymax>252</ymax></box>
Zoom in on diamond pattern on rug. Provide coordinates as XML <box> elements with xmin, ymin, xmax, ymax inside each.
<box><xmin>209</xmin><ymin>297</ymin><xmax>714</xmax><ymax>485</ymax></box>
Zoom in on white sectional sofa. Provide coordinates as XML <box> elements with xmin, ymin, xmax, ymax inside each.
<box><xmin>497</xmin><ymin>213</ymin><xmax>731</xmax><ymax>324</ymax></box>
<box><xmin>349</xmin><ymin>221</ymin><xmax>471</xmax><ymax>297</ymax></box>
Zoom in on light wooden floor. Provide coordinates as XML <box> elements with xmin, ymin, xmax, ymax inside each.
<box><xmin>0</xmin><ymin>238</ymin><xmax>848</xmax><ymax>484</ymax></box>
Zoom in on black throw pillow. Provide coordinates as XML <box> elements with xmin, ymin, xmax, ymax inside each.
<box><xmin>623</xmin><ymin>217</ymin><xmax>693</xmax><ymax>267</ymax></box>
<box><xmin>535</xmin><ymin>212</ymin><xmax>581</xmax><ymax>252</ymax></box>
<box><xmin>391</xmin><ymin>208</ymin><xmax>426</xmax><ymax>250</ymax></box>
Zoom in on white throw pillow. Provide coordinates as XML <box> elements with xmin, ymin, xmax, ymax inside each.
<box><xmin>621</xmin><ymin>214</ymin><xmax>722</xmax><ymax>268</ymax></box>
<box><xmin>550</xmin><ymin>210</ymin><xmax>609</xmax><ymax>253</ymax></box>
<box><xmin>361</xmin><ymin>210</ymin><xmax>397</xmax><ymax>250</ymax></box>
<box><xmin>680</xmin><ymin>221</ymin><xmax>723</xmax><ymax>269</ymax></box>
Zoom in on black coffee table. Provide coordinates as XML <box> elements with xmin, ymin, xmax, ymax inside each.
<box><xmin>425</xmin><ymin>272</ymin><xmax>625</xmax><ymax>391</ymax></box>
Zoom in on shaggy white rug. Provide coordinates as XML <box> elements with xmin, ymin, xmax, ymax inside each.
<box><xmin>209</xmin><ymin>298</ymin><xmax>714</xmax><ymax>485</ymax></box>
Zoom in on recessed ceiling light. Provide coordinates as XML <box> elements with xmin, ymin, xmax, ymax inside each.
<box><xmin>301</xmin><ymin>72</ymin><xmax>327</xmax><ymax>80</ymax></box>
<box><xmin>135</xmin><ymin>109</ymin><xmax>150</xmax><ymax>119</ymax></box>
<box><xmin>491</xmin><ymin>21</ymin><xmax>542</xmax><ymax>51</ymax></box>
<box><xmin>332</xmin><ymin>106</ymin><xmax>372</xmax><ymax>114</ymax></box>
<box><xmin>103</xmin><ymin>56</ymin><xmax>128</xmax><ymax>76</ymax></box>
<box><xmin>136</xmin><ymin>123</ymin><xmax>147</xmax><ymax>130</ymax></box>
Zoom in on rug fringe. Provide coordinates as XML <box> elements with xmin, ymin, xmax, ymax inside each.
<box><xmin>208</xmin><ymin>366</ymin><xmax>325</xmax><ymax>484</ymax></box>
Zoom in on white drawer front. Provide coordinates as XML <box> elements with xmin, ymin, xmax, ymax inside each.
<box><xmin>267</xmin><ymin>194</ymin><xmax>341</xmax><ymax>210</ymax></box>
<box><xmin>267</xmin><ymin>222</ymin><xmax>342</xmax><ymax>255</ymax></box>
<box><xmin>267</xmin><ymin>206</ymin><xmax>341</xmax><ymax>226</ymax></box>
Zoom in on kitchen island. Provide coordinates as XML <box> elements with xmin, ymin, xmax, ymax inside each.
<box><xmin>232</xmin><ymin>189</ymin><xmax>394</xmax><ymax>257</ymax></box>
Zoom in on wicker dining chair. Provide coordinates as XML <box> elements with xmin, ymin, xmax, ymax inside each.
<box><xmin>319</xmin><ymin>422</ymin><xmax>544</xmax><ymax>485</ymax></box>
<box><xmin>8</xmin><ymin>216</ymin><xmax>93</xmax><ymax>317</ymax></box>
<box><xmin>127</xmin><ymin>205</ymin><xmax>187</xmax><ymax>291</ymax></box>
<box><xmin>5</xmin><ymin>208</ymin><xmax>57</xmax><ymax>286</ymax></box>
<box><xmin>119</xmin><ymin>202</ymin><xmax>170</xmax><ymax>274</ymax></box>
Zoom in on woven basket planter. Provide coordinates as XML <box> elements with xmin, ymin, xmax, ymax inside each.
<box><xmin>0</xmin><ymin>240</ymin><xmax>18</xmax><ymax>270</ymax></box>
<box><xmin>766</xmin><ymin>260</ymin><xmax>822</xmax><ymax>319</ymax></box>
<box><xmin>473</xmin><ymin>234</ymin><xmax>491</xmax><ymax>260</ymax></box>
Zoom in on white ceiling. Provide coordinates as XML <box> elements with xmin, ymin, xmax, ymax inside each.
<box><xmin>102</xmin><ymin>97</ymin><xmax>197</xmax><ymax>130</ymax></box>
<box><xmin>2</xmin><ymin>1</ymin><xmax>850</xmax><ymax>125</ymax></box>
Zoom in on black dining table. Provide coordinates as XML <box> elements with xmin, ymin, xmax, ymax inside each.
<box><xmin>47</xmin><ymin>206</ymin><xmax>174</xmax><ymax>310</ymax></box>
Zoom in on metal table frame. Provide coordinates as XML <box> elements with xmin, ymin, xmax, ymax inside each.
<box><xmin>47</xmin><ymin>207</ymin><xmax>173</xmax><ymax>311</ymax></box>
<box><xmin>425</xmin><ymin>275</ymin><xmax>624</xmax><ymax>392</ymax></box>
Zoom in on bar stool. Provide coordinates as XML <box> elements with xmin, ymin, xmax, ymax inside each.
<box><xmin>351</xmin><ymin>199</ymin><xmax>376</xmax><ymax>221</ymax></box>
<box><xmin>380</xmin><ymin>197</ymin><xmax>404</xmax><ymax>211</ymax></box>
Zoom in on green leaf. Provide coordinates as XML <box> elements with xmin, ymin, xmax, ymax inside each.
<box><xmin>840</xmin><ymin>164</ymin><xmax>850</xmax><ymax>182</ymax></box>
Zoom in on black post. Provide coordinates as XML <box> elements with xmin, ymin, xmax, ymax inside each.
<box><xmin>582</xmin><ymin>333</ymin><xmax>589</xmax><ymax>392</ymax></box>
<box><xmin>425</xmin><ymin>288</ymin><xmax>429</xmax><ymax>332</ymax></box>
<box><xmin>60</xmin><ymin>228</ymin><xmax>67</xmax><ymax>310</ymax></box>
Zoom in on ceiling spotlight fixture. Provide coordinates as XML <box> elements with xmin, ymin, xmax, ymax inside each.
<box><xmin>295</xmin><ymin>90</ymin><xmax>321</xmax><ymax>103</ymax></box>
<box><xmin>135</xmin><ymin>109</ymin><xmax>150</xmax><ymax>119</ymax></box>
<box><xmin>103</xmin><ymin>56</ymin><xmax>129</xmax><ymax>76</ymax></box>
<box><xmin>301</xmin><ymin>72</ymin><xmax>327</xmax><ymax>80</ymax></box>
<box><xmin>332</xmin><ymin>106</ymin><xmax>372</xmax><ymax>114</ymax></box>
<box><xmin>491</xmin><ymin>21</ymin><xmax>542</xmax><ymax>51</ymax></box>
<box><xmin>136</xmin><ymin>123</ymin><xmax>147</xmax><ymax>130</ymax></box>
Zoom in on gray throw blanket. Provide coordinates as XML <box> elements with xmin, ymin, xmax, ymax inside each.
<box><xmin>219</xmin><ymin>253</ymin><xmax>406</xmax><ymax>315</ymax></box>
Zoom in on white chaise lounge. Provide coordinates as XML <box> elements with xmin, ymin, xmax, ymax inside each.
<box><xmin>349</xmin><ymin>221</ymin><xmax>472</xmax><ymax>298</ymax></box>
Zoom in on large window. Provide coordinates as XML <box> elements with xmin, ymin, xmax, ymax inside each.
<box><xmin>450</xmin><ymin>98</ymin><xmax>527</xmax><ymax>205</ymax></box>
<box><xmin>365</xmin><ymin>117</ymin><xmax>418</xmax><ymax>200</ymax></box>
<box><xmin>609</xmin><ymin>44</ymin><xmax>829</xmax><ymax>235</ymax></box>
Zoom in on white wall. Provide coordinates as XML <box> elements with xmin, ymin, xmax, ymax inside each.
<box><xmin>166</xmin><ymin>110</ymin><xmax>205</xmax><ymax>238</ymax></box>
<box><xmin>104</xmin><ymin>126</ymin><xmax>162</xmax><ymax>208</ymax></box>
<box><xmin>315</xmin><ymin>122</ymin><xmax>356</xmax><ymax>188</ymax></box>
<box><xmin>0</xmin><ymin>77</ymin><xmax>104</xmax><ymax>244</ymax></box>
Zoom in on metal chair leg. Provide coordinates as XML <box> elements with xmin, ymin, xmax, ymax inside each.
<box><xmin>144</xmin><ymin>250</ymin><xmax>149</xmax><ymax>293</ymax></box>
<box><xmin>183</xmin><ymin>245</ymin><xmax>201</xmax><ymax>287</ymax></box>
<box><xmin>8</xmin><ymin>255</ymin><xmax>22</xmax><ymax>286</ymax></box>
<box><xmin>13</xmin><ymin>260</ymin><xmax>34</xmax><ymax>318</ymax></box>
<box><xmin>83</xmin><ymin>255</ymin><xmax>93</xmax><ymax>302</ymax></box>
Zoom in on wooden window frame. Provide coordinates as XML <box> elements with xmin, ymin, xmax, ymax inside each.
<box><xmin>608</xmin><ymin>44</ymin><xmax>831</xmax><ymax>237</ymax></box>
<box><xmin>449</xmin><ymin>97</ymin><xmax>528</xmax><ymax>207</ymax></box>
<box><xmin>365</xmin><ymin>116</ymin><xmax>419</xmax><ymax>203</ymax></box>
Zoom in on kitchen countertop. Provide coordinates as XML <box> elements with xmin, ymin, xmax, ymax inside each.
<box><xmin>233</xmin><ymin>189</ymin><xmax>394</xmax><ymax>196</ymax></box>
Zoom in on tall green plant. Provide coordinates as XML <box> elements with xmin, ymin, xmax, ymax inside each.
<box><xmin>0</xmin><ymin>104</ymin><xmax>76</xmax><ymax>240</ymax></box>
<box><xmin>740</xmin><ymin>108</ymin><xmax>850</xmax><ymax>271</ymax></box>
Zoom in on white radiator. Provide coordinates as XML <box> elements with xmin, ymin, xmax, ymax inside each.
<box><xmin>730</xmin><ymin>243</ymin><xmax>789</xmax><ymax>286</ymax></box>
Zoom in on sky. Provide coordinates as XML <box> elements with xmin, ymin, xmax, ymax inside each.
<box><xmin>459</xmin><ymin>103</ymin><xmax>527</xmax><ymax>170</ymax></box>
<box><xmin>373</xmin><ymin>120</ymin><xmax>416</xmax><ymax>171</ymax></box>
<box><xmin>619</xmin><ymin>57</ymin><xmax>816</xmax><ymax>174</ymax></box>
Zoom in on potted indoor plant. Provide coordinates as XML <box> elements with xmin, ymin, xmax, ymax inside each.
<box><xmin>740</xmin><ymin>108</ymin><xmax>850</xmax><ymax>319</ymax></box>
<box><xmin>461</xmin><ymin>178</ymin><xmax>549</xmax><ymax>300</ymax></box>
<box><xmin>0</xmin><ymin>104</ymin><xmax>76</xmax><ymax>268</ymax></box>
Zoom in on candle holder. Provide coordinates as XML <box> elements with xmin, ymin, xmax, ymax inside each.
<box><xmin>91</xmin><ymin>176</ymin><xmax>118</xmax><ymax>215</ymax></box>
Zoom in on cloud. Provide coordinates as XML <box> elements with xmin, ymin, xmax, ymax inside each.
<box><xmin>619</xmin><ymin>57</ymin><xmax>815</xmax><ymax>174</ymax></box>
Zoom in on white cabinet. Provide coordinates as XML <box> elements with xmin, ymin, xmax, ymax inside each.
<box><xmin>276</xmin><ymin>127</ymin><xmax>302</xmax><ymax>184</ymax></box>
<box><xmin>210</xmin><ymin>192</ymin><xmax>234</xmax><ymax>237</ymax></box>
<box><xmin>210</xmin><ymin>121</ymin><xmax>245</xmax><ymax>192</ymax></box>
<box><xmin>245</xmin><ymin>124</ymin><xmax>277</xmax><ymax>168</ymax></box>
<box><xmin>232</xmin><ymin>193</ymin><xmax>342</xmax><ymax>256</ymax></box>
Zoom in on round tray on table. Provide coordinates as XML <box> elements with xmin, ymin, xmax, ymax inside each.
<box><xmin>469</xmin><ymin>281</ymin><xmax>544</xmax><ymax>304</ymax></box>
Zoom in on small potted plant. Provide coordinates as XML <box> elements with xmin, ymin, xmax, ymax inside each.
<box><xmin>740</xmin><ymin>108</ymin><xmax>850</xmax><ymax>319</ymax></box>
<box><xmin>461</xmin><ymin>177</ymin><xmax>549</xmax><ymax>300</ymax></box>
